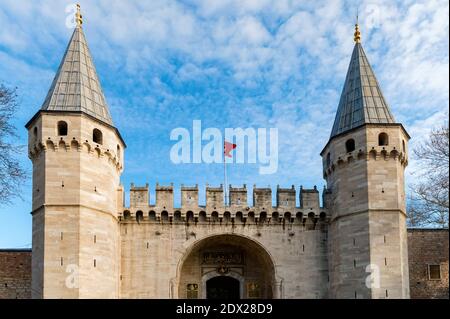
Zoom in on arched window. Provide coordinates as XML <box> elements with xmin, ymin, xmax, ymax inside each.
<box><xmin>284</xmin><ymin>212</ymin><xmax>292</xmax><ymax>223</ymax></box>
<box><xmin>199</xmin><ymin>211</ymin><xmax>206</xmax><ymax>222</ymax></box>
<box><xmin>326</xmin><ymin>153</ymin><xmax>331</xmax><ymax>167</ymax></box>
<box><xmin>272</xmin><ymin>212</ymin><xmax>279</xmax><ymax>224</ymax></box>
<box><xmin>295</xmin><ymin>212</ymin><xmax>303</xmax><ymax>224</ymax></box>
<box><xmin>223</xmin><ymin>212</ymin><xmax>231</xmax><ymax>223</ymax></box>
<box><xmin>174</xmin><ymin>211</ymin><xmax>181</xmax><ymax>222</ymax></box>
<box><xmin>345</xmin><ymin>139</ymin><xmax>355</xmax><ymax>152</ymax></box>
<box><xmin>378</xmin><ymin>133</ymin><xmax>389</xmax><ymax>146</ymax></box>
<box><xmin>58</xmin><ymin>121</ymin><xmax>68</xmax><ymax>136</ymax></box>
<box><xmin>149</xmin><ymin>211</ymin><xmax>156</xmax><ymax>221</ymax></box>
<box><xmin>211</xmin><ymin>211</ymin><xmax>219</xmax><ymax>223</ymax></box>
<box><xmin>186</xmin><ymin>211</ymin><xmax>194</xmax><ymax>222</ymax></box>
<box><xmin>93</xmin><ymin>129</ymin><xmax>103</xmax><ymax>144</ymax></box>
<box><xmin>161</xmin><ymin>211</ymin><xmax>169</xmax><ymax>222</ymax></box>
<box><xmin>136</xmin><ymin>211</ymin><xmax>144</xmax><ymax>223</ymax></box>
<box><xmin>259</xmin><ymin>212</ymin><xmax>267</xmax><ymax>224</ymax></box>
<box><xmin>123</xmin><ymin>210</ymin><xmax>131</xmax><ymax>220</ymax></box>
<box><xmin>235</xmin><ymin>212</ymin><xmax>243</xmax><ymax>223</ymax></box>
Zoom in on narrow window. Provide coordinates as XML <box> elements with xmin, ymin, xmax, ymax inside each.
<box><xmin>385</xmin><ymin>258</ymin><xmax>387</xmax><ymax>266</ymax></box>
<box><xmin>378</xmin><ymin>133</ymin><xmax>389</xmax><ymax>146</ymax></box>
<box><xmin>385</xmin><ymin>290</ymin><xmax>388</xmax><ymax>298</ymax></box>
<box><xmin>302</xmin><ymin>245</ymin><xmax>305</xmax><ymax>252</ymax></box>
<box><xmin>94</xmin><ymin>259</ymin><xmax>97</xmax><ymax>268</ymax></box>
<box><xmin>93</xmin><ymin>128</ymin><xmax>103</xmax><ymax>144</ymax></box>
<box><xmin>186</xmin><ymin>284</ymin><xmax>199</xmax><ymax>299</ymax></box>
<box><xmin>353</xmin><ymin>260</ymin><xmax>356</xmax><ymax>268</ymax></box>
<box><xmin>384</xmin><ymin>235</ymin><xmax>386</xmax><ymax>243</ymax></box>
<box><xmin>60</xmin><ymin>232</ymin><xmax>63</xmax><ymax>240</ymax></box>
<box><xmin>354</xmin><ymin>291</ymin><xmax>357</xmax><ymax>299</ymax></box>
<box><xmin>57</xmin><ymin>121</ymin><xmax>68</xmax><ymax>136</ymax></box>
<box><xmin>402</xmin><ymin>140</ymin><xmax>406</xmax><ymax>152</ymax></box>
<box><xmin>33</xmin><ymin>127</ymin><xmax>38</xmax><ymax>140</ymax></box>
<box><xmin>94</xmin><ymin>235</ymin><xmax>96</xmax><ymax>244</ymax></box>
<box><xmin>353</xmin><ymin>238</ymin><xmax>356</xmax><ymax>246</ymax></box>
<box><xmin>326</xmin><ymin>152</ymin><xmax>331</xmax><ymax>166</ymax></box>
<box><xmin>60</xmin><ymin>257</ymin><xmax>64</xmax><ymax>266</ymax></box>
<box><xmin>346</xmin><ymin>139</ymin><xmax>356</xmax><ymax>152</ymax></box>
<box><xmin>428</xmin><ymin>264</ymin><xmax>441</xmax><ymax>280</ymax></box>
<box><xmin>117</xmin><ymin>145</ymin><xmax>121</xmax><ymax>160</ymax></box>
<box><xmin>147</xmin><ymin>242</ymin><xmax>149</xmax><ymax>249</ymax></box>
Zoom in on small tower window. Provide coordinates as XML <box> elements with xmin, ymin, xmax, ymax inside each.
<box><xmin>326</xmin><ymin>152</ymin><xmax>331</xmax><ymax>167</ymax></box>
<box><xmin>428</xmin><ymin>264</ymin><xmax>441</xmax><ymax>280</ymax></box>
<box><xmin>117</xmin><ymin>145</ymin><xmax>121</xmax><ymax>160</ymax></box>
<box><xmin>402</xmin><ymin>140</ymin><xmax>406</xmax><ymax>152</ymax></box>
<box><xmin>378</xmin><ymin>133</ymin><xmax>389</xmax><ymax>146</ymax></box>
<box><xmin>93</xmin><ymin>129</ymin><xmax>103</xmax><ymax>144</ymax></box>
<box><xmin>33</xmin><ymin>127</ymin><xmax>38</xmax><ymax>140</ymax></box>
<box><xmin>345</xmin><ymin>139</ymin><xmax>356</xmax><ymax>152</ymax></box>
<box><xmin>58</xmin><ymin>121</ymin><xmax>68</xmax><ymax>136</ymax></box>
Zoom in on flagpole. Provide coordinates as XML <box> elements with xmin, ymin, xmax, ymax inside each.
<box><xmin>224</xmin><ymin>141</ymin><xmax>228</xmax><ymax>206</ymax></box>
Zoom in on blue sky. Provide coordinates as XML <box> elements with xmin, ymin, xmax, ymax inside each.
<box><xmin>0</xmin><ymin>0</ymin><xmax>448</xmax><ymax>248</ymax></box>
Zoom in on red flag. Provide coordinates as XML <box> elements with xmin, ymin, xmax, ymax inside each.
<box><xmin>224</xmin><ymin>141</ymin><xmax>237</xmax><ymax>158</ymax></box>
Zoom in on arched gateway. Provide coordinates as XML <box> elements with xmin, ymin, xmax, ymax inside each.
<box><xmin>177</xmin><ymin>235</ymin><xmax>276</xmax><ymax>299</ymax></box>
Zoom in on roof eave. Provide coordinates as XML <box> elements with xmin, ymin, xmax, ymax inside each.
<box><xmin>320</xmin><ymin>122</ymin><xmax>410</xmax><ymax>156</ymax></box>
<box><xmin>25</xmin><ymin>110</ymin><xmax>127</xmax><ymax>148</ymax></box>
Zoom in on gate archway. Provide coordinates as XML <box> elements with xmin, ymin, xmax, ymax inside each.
<box><xmin>177</xmin><ymin>234</ymin><xmax>276</xmax><ymax>299</ymax></box>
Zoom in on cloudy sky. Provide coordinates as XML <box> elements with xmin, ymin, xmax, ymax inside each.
<box><xmin>0</xmin><ymin>0</ymin><xmax>448</xmax><ymax>248</ymax></box>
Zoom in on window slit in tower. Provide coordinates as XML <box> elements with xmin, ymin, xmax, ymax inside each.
<box><xmin>94</xmin><ymin>259</ymin><xmax>97</xmax><ymax>268</ymax></box>
<box><xmin>302</xmin><ymin>245</ymin><xmax>305</xmax><ymax>252</ymax></box>
<box><xmin>384</xmin><ymin>235</ymin><xmax>386</xmax><ymax>243</ymax></box>
<box><xmin>60</xmin><ymin>232</ymin><xmax>63</xmax><ymax>240</ymax></box>
<box><xmin>60</xmin><ymin>257</ymin><xmax>64</xmax><ymax>266</ymax></box>
<box><xmin>147</xmin><ymin>242</ymin><xmax>149</xmax><ymax>249</ymax></box>
<box><xmin>385</xmin><ymin>290</ymin><xmax>388</xmax><ymax>298</ymax></box>
<box><xmin>353</xmin><ymin>260</ymin><xmax>356</xmax><ymax>268</ymax></box>
<box><xmin>385</xmin><ymin>258</ymin><xmax>387</xmax><ymax>266</ymax></box>
<box><xmin>94</xmin><ymin>235</ymin><xmax>96</xmax><ymax>244</ymax></box>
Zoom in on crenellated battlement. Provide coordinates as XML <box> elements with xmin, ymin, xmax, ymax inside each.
<box><xmin>121</xmin><ymin>184</ymin><xmax>328</xmax><ymax>228</ymax></box>
<box><xmin>28</xmin><ymin>136</ymin><xmax>123</xmax><ymax>171</ymax></box>
<box><xmin>323</xmin><ymin>146</ymin><xmax>408</xmax><ymax>178</ymax></box>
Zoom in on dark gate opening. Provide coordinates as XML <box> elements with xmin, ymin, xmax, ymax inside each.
<box><xmin>206</xmin><ymin>276</ymin><xmax>240</xmax><ymax>299</ymax></box>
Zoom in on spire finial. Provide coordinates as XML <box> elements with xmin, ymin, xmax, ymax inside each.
<box><xmin>75</xmin><ymin>4</ymin><xmax>83</xmax><ymax>27</ymax></box>
<box><xmin>354</xmin><ymin>11</ymin><xmax>361</xmax><ymax>43</ymax></box>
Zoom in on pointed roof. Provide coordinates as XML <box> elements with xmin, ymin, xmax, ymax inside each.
<box><xmin>330</xmin><ymin>27</ymin><xmax>395</xmax><ymax>138</ymax></box>
<box><xmin>40</xmin><ymin>23</ymin><xmax>113</xmax><ymax>126</ymax></box>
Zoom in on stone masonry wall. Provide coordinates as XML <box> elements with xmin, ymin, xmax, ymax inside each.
<box><xmin>0</xmin><ymin>250</ymin><xmax>31</xmax><ymax>299</ymax></box>
<box><xmin>408</xmin><ymin>229</ymin><xmax>449</xmax><ymax>299</ymax></box>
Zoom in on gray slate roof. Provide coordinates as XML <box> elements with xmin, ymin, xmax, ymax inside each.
<box><xmin>40</xmin><ymin>26</ymin><xmax>113</xmax><ymax>126</ymax></box>
<box><xmin>330</xmin><ymin>43</ymin><xmax>395</xmax><ymax>138</ymax></box>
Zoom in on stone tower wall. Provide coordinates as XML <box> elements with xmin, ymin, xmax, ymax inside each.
<box><xmin>27</xmin><ymin>112</ymin><xmax>124</xmax><ymax>298</ymax></box>
<box><xmin>322</xmin><ymin>124</ymin><xmax>410</xmax><ymax>298</ymax></box>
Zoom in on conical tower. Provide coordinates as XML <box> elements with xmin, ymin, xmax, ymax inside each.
<box><xmin>321</xmin><ymin>23</ymin><xmax>410</xmax><ymax>299</ymax></box>
<box><xmin>26</xmin><ymin>5</ymin><xmax>125</xmax><ymax>298</ymax></box>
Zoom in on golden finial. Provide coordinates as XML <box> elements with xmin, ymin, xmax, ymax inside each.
<box><xmin>354</xmin><ymin>12</ymin><xmax>361</xmax><ymax>43</ymax></box>
<box><xmin>75</xmin><ymin>4</ymin><xmax>83</xmax><ymax>27</ymax></box>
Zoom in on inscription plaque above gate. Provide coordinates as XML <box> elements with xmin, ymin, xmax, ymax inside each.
<box><xmin>202</xmin><ymin>252</ymin><xmax>244</xmax><ymax>265</ymax></box>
